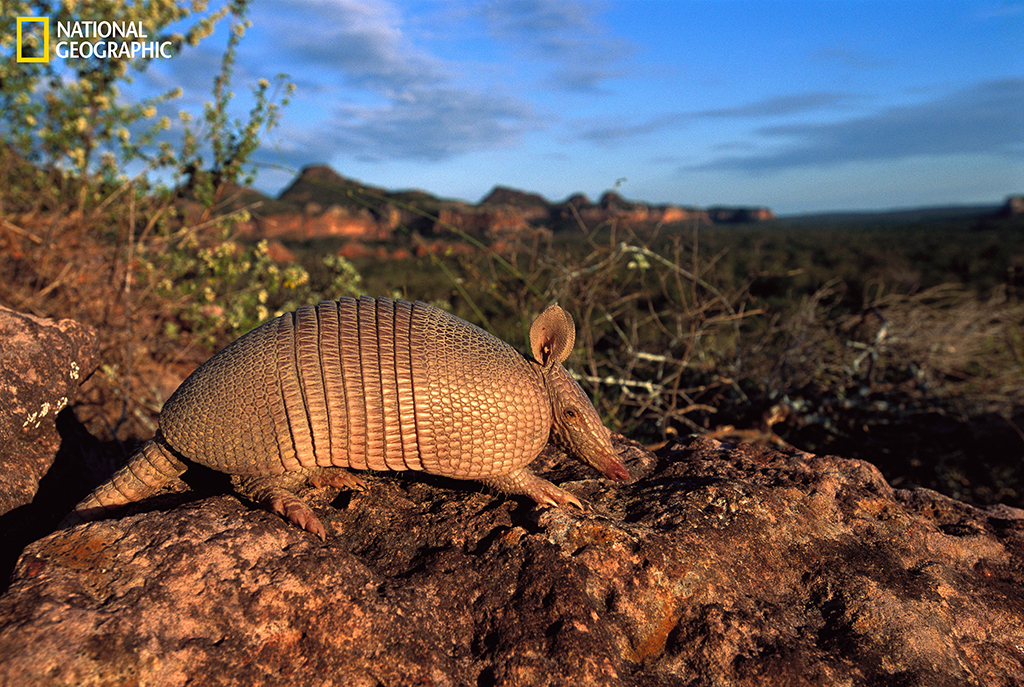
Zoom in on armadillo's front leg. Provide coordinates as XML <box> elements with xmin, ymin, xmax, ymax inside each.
<box><xmin>233</xmin><ymin>466</ymin><xmax>366</xmax><ymax>539</ymax></box>
<box><xmin>482</xmin><ymin>468</ymin><xmax>583</xmax><ymax>509</ymax></box>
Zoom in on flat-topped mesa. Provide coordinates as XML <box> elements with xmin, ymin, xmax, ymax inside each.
<box><xmin>62</xmin><ymin>297</ymin><xmax>629</xmax><ymax>538</ymax></box>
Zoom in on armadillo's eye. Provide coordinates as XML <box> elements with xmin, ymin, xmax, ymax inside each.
<box><xmin>564</xmin><ymin>408</ymin><xmax>578</xmax><ymax>421</ymax></box>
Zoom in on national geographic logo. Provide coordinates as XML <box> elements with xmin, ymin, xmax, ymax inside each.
<box><xmin>16</xmin><ymin>17</ymin><xmax>173</xmax><ymax>62</ymax></box>
<box><xmin>15</xmin><ymin>16</ymin><xmax>48</xmax><ymax>62</ymax></box>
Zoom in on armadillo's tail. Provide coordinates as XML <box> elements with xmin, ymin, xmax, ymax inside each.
<box><xmin>59</xmin><ymin>437</ymin><xmax>188</xmax><ymax>528</ymax></box>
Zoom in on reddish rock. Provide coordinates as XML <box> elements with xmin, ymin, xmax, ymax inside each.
<box><xmin>262</xmin><ymin>239</ymin><xmax>296</xmax><ymax>264</ymax></box>
<box><xmin>335</xmin><ymin>241</ymin><xmax>373</xmax><ymax>260</ymax></box>
<box><xmin>998</xmin><ymin>195</ymin><xmax>1024</xmax><ymax>217</ymax></box>
<box><xmin>1</xmin><ymin>415</ymin><xmax>1022</xmax><ymax>685</ymax></box>
<box><xmin>561</xmin><ymin>192</ymin><xmax>710</xmax><ymax>229</ymax></box>
<box><xmin>707</xmin><ymin>206</ymin><xmax>776</xmax><ymax>223</ymax></box>
<box><xmin>237</xmin><ymin>166</ymin><xmax>774</xmax><ymax>249</ymax></box>
<box><xmin>0</xmin><ymin>307</ymin><xmax>98</xmax><ymax>598</ymax></box>
<box><xmin>241</xmin><ymin>206</ymin><xmax>390</xmax><ymax>242</ymax></box>
<box><xmin>0</xmin><ymin>307</ymin><xmax>97</xmax><ymax>515</ymax></box>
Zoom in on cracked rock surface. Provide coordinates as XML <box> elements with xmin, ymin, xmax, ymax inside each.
<box><xmin>1</xmin><ymin>436</ymin><xmax>1022</xmax><ymax>686</ymax></box>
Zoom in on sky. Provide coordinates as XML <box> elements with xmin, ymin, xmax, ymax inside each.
<box><xmin>145</xmin><ymin>1</ymin><xmax>1022</xmax><ymax>214</ymax></box>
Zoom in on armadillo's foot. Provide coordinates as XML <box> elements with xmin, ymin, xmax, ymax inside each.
<box><xmin>482</xmin><ymin>468</ymin><xmax>584</xmax><ymax>510</ymax></box>
<box><xmin>264</xmin><ymin>489</ymin><xmax>327</xmax><ymax>540</ymax></box>
<box><xmin>309</xmin><ymin>466</ymin><xmax>367</xmax><ymax>491</ymax></box>
<box><xmin>232</xmin><ymin>473</ymin><xmax>327</xmax><ymax>539</ymax></box>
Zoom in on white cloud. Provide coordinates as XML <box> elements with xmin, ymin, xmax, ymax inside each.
<box><xmin>478</xmin><ymin>0</ymin><xmax>631</xmax><ymax>92</ymax></box>
<box><xmin>246</xmin><ymin>0</ymin><xmax>542</xmax><ymax>161</ymax></box>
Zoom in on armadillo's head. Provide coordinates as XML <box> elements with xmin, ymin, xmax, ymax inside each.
<box><xmin>545</xmin><ymin>365</ymin><xmax>630</xmax><ymax>481</ymax></box>
<box><xmin>529</xmin><ymin>304</ymin><xmax>630</xmax><ymax>483</ymax></box>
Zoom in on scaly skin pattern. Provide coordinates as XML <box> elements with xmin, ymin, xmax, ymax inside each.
<box><xmin>64</xmin><ymin>297</ymin><xmax>629</xmax><ymax>538</ymax></box>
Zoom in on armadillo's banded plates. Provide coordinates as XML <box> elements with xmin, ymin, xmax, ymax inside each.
<box><xmin>159</xmin><ymin>296</ymin><xmax>552</xmax><ymax>480</ymax></box>
<box><xmin>250</xmin><ymin>296</ymin><xmax>429</xmax><ymax>474</ymax></box>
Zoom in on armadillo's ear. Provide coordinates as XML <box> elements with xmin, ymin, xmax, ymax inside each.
<box><xmin>530</xmin><ymin>304</ymin><xmax>576</xmax><ymax>369</ymax></box>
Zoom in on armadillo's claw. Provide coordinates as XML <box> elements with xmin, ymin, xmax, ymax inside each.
<box><xmin>526</xmin><ymin>481</ymin><xmax>584</xmax><ymax>510</ymax></box>
<box><xmin>266</xmin><ymin>492</ymin><xmax>327</xmax><ymax>540</ymax></box>
<box><xmin>481</xmin><ymin>469</ymin><xmax>585</xmax><ymax>511</ymax></box>
<box><xmin>310</xmin><ymin>466</ymin><xmax>367</xmax><ymax>492</ymax></box>
<box><xmin>547</xmin><ymin>487</ymin><xmax>584</xmax><ymax>510</ymax></box>
<box><xmin>233</xmin><ymin>474</ymin><xmax>329</xmax><ymax>540</ymax></box>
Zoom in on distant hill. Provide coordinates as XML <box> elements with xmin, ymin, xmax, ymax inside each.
<box><xmin>197</xmin><ymin>166</ymin><xmax>1019</xmax><ymax>255</ymax></box>
<box><xmin>224</xmin><ymin>164</ymin><xmax>776</xmax><ymax>247</ymax></box>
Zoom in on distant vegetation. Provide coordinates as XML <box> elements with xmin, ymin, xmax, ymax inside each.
<box><xmin>2</xmin><ymin>2</ymin><xmax>1022</xmax><ymax>510</ymax></box>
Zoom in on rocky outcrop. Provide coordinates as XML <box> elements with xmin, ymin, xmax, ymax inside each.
<box><xmin>556</xmin><ymin>191</ymin><xmax>710</xmax><ymax>228</ymax></box>
<box><xmin>232</xmin><ymin>165</ymin><xmax>775</xmax><ymax>247</ymax></box>
<box><xmin>243</xmin><ymin>203</ymin><xmax>394</xmax><ymax>242</ymax></box>
<box><xmin>0</xmin><ymin>307</ymin><xmax>97</xmax><ymax>515</ymax></box>
<box><xmin>708</xmin><ymin>206</ymin><xmax>776</xmax><ymax>223</ymax></box>
<box><xmin>0</xmin><ymin>310</ymin><xmax>1021</xmax><ymax>687</ymax></box>
<box><xmin>0</xmin><ymin>307</ymin><xmax>98</xmax><ymax>599</ymax></box>
<box><xmin>276</xmin><ymin>164</ymin><xmax>383</xmax><ymax>209</ymax></box>
<box><xmin>997</xmin><ymin>195</ymin><xmax>1024</xmax><ymax>217</ymax></box>
<box><xmin>480</xmin><ymin>186</ymin><xmax>551</xmax><ymax>210</ymax></box>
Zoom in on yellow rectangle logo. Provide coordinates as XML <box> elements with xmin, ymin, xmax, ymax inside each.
<box><xmin>17</xmin><ymin>17</ymin><xmax>50</xmax><ymax>63</ymax></box>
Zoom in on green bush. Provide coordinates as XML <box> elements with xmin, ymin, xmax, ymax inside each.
<box><xmin>146</xmin><ymin>235</ymin><xmax>362</xmax><ymax>347</ymax></box>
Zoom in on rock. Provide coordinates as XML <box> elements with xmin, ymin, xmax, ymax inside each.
<box><xmin>262</xmin><ymin>239</ymin><xmax>297</xmax><ymax>264</ymax></box>
<box><xmin>480</xmin><ymin>186</ymin><xmax>551</xmax><ymax>209</ymax></box>
<box><xmin>0</xmin><ymin>306</ymin><xmax>97</xmax><ymax>515</ymax></box>
<box><xmin>235</xmin><ymin>165</ymin><xmax>776</xmax><ymax>245</ymax></box>
<box><xmin>0</xmin><ymin>306</ymin><xmax>99</xmax><ymax>601</ymax></box>
<box><xmin>997</xmin><ymin>195</ymin><xmax>1024</xmax><ymax>217</ymax></box>
<box><xmin>707</xmin><ymin>206</ymin><xmax>777</xmax><ymax>223</ymax></box>
<box><xmin>1</xmin><ymin>430</ymin><xmax>1022</xmax><ymax>686</ymax></box>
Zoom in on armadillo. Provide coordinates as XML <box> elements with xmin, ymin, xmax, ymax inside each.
<box><xmin>63</xmin><ymin>296</ymin><xmax>629</xmax><ymax>538</ymax></box>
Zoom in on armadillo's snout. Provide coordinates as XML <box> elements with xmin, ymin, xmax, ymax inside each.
<box><xmin>556</xmin><ymin>419</ymin><xmax>630</xmax><ymax>483</ymax></box>
<box><xmin>602</xmin><ymin>456</ymin><xmax>630</xmax><ymax>482</ymax></box>
<box><xmin>555</xmin><ymin>421</ymin><xmax>630</xmax><ymax>483</ymax></box>
<box><xmin>592</xmin><ymin>449</ymin><xmax>629</xmax><ymax>482</ymax></box>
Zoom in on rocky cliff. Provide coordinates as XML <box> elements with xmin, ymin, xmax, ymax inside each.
<box><xmin>998</xmin><ymin>195</ymin><xmax>1024</xmax><ymax>217</ymax></box>
<box><xmin>0</xmin><ymin>307</ymin><xmax>1021</xmax><ymax>686</ymax></box>
<box><xmin>230</xmin><ymin>165</ymin><xmax>774</xmax><ymax>245</ymax></box>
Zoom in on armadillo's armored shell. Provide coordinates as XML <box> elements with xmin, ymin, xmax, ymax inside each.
<box><xmin>159</xmin><ymin>297</ymin><xmax>552</xmax><ymax>480</ymax></box>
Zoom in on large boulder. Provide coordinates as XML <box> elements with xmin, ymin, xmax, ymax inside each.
<box><xmin>0</xmin><ymin>306</ymin><xmax>97</xmax><ymax>515</ymax></box>
<box><xmin>0</xmin><ymin>427</ymin><xmax>1021</xmax><ymax>686</ymax></box>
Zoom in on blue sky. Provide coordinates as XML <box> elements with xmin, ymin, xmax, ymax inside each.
<box><xmin>153</xmin><ymin>0</ymin><xmax>1022</xmax><ymax>214</ymax></box>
